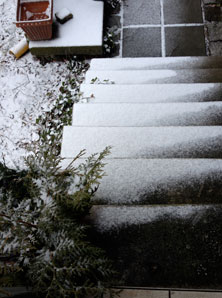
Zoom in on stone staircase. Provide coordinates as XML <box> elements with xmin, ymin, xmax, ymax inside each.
<box><xmin>61</xmin><ymin>57</ymin><xmax>222</xmax><ymax>288</ymax></box>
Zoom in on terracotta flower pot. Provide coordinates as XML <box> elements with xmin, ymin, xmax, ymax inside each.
<box><xmin>15</xmin><ymin>0</ymin><xmax>53</xmax><ymax>41</ymax></box>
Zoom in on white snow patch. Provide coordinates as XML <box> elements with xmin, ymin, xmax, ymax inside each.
<box><xmin>55</xmin><ymin>7</ymin><xmax>72</xmax><ymax>21</ymax></box>
<box><xmin>0</xmin><ymin>0</ymin><xmax>69</xmax><ymax>168</ymax></box>
<box><xmin>26</xmin><ymin>11</ymin><xmax>34</xmax><ymax>20</ymax></box>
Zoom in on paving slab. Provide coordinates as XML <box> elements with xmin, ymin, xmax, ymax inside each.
<box><xmin>171</xmin><ymin>291</ymin><xmax>222</xmax><ymax>298</ymax></box>
<box><xmin>104</xmin><ymin>289</ymin><xmax>168</xmax><ymax>298</ymax></box>
<box><xmin>123</xmin><ymin>0</ymin><xmax>161</xmax><ymax>25</ymax></box>
<box><xmin>29</xmin><ymin>0</ymin><xmax>104</xmax><ymax>56</ymax></box>
<box><xmin>123</xmin><ymin>28</ymin><xmax>161</xmax><ymax>57</ymax></box>
<box><xmin>164</xmin><ymin>0</ymin><xmax>203</xmax><ymax>24</ymax></box>
<box><xmin>165</xmin><ymin>26</ymin><xmax>206</xmax><ymax>56</ymax></box>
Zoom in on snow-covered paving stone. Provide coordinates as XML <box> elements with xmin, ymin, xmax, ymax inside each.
<box><xmin>90</xmin><ymin>56</ymin><xmax>222</xmax><ymax>71</ymax></box>
<box><xmin>80</xmin><ymin>83</ymin><xmax>222</xmax><ymax>103</ymax></box>
<box><xmin>85</xmin><ymin>69</ymin><xmax>222</xmax><ymax>84</ymax></box>
<box><xmin>0</xmin><ymin>0</ymin><xmax>69</xmax><ymax>167</ymax></box>
<box><xmin>61</xmin><ymin>126</ymin><xmax>222</xmax><ymax>159</ymax></box>
<box><xmin>72</xmin><ymin>102</ymin><xmax>222</xmax><ymax>126</ymax></box>
<box><xmin>89</xmin><ymin>204</ymin><xmax>220</xmax><ymax>232</ymax></box>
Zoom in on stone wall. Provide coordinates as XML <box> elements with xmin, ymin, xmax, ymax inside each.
<box><xmin>203</xmin><ymin>0</ymin><xmax>222</xmax><ymax>55</ymax></box>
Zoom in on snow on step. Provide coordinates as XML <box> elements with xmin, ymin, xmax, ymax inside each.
<box><xmin>80</xmin><ymin>83</ymin><xmax>222</xmax><ymax>103</ymax></box>
<box><xmin>61</xmin><ymin>159</ymin><xmax>222</xmax><ymax>205</ymax></box>
<box><xmin>90</xmin><ymin>57</ymin><xmax>222</xmax><ymax>71</ymax></box>
<box><xmin>72</xmin><ymin>102</ymin><xmax>222</xmax><ymax>127</ymax></box>
<box><xmin>61</xmin><ymin>126</ymin><xmax>222</xmax><ymax>159</ymax></box>
<box><xmin>85</xmin><ymin>69</ymin><xmax>222</xmax><ymax>84</ymax></box>
<box><xmin>90</xmin><ymin>205</ymin><xmax>219</xmax><ymax>231</ymax></box>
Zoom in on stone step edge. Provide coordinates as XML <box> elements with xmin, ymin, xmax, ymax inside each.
<box><xmin>91</xmin><ymin>204</ymin><xmax>222</xmax><ymax>207</ymax></box>
<box><xmin>60</xmin><ymin>157</ymin><xmax>222</xmax><ymax>167</ymax></box>
<box><xmin>105</xmin><ymin>287</ymin><xmax>222</xmax><ymax>298</ymax></box>
<box><xmin>61</xmin><ymin>125</ymin><xmax>222</xmax><ymax>159</ymax></box>
<box><xmin>84</xmin><ymin>69</ymin><xmax>222</xmax><ymax>85</ymax></box>
<box><xmin>71</xmin><ymin>101</ymin><xmax>222</xmax><ymax>127</ymax></box>
<box><xmin>90</xmin><ymin>56</ymin><xmax>222</xmax><ymax>70</ymax></box>
<box><xmin>80</xmin><ymin>83</ymin><xmax>222</xmax><ymax>102</ymax></box>
<box><xmin>88</xmin><ymin>204</ymin><xmax>221</xmax><ymax>232</ymax></box>
<box><xmin>111</xmin><ymin>286</ymin><xmax>222</xmax><ymax>291</ymax></box>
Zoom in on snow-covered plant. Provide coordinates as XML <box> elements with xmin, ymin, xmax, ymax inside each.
<box><xmin>0</xmin><ymin>144</ymin><xmax>114</xmax><ymax>297</ymax></box>
<box><xmin>0</xmin><ymin>57</ymin><xmax>116</xmax><ymax>297</ymax></box>
<box><xmin>36</xmin><ymin>58</ymin><xmax>89</xmax><ymax>153</ymax></box>
<box><xmin>103</xmin><ymin>27</ymin><xmax>119</xmax><ymax>55</ymax></box>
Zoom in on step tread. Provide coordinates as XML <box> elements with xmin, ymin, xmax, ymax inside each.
<box><xmin>61</xmin><ymin>126</ymin><xmax>222</xmax><ymax>159</ymax></box>
<box><xmin>61</xmin><ymin>158</ymin><xmax>222</xmax><ymax>205</ymax></box>
<box><xmin>90</xmin><ymin>204</ymin><xmax>219</xmax><ymax>231</ymax></box>
<box><xmin>90</xmin><ymin>56</ymin><xmax>222</xmax><ymax>70</ymax></box>
<box><xmin>80</xmin><ymin>83</ymin><xmax>222</xmax><ymax>103</ymax></box>
<box><xmin>85</xmin><ymin>69</ymin><xmax>222</xmax><ymax>84</ymax></box>
<box><xmin>72</xmin><ymin>102</ymin><xmax>222</xmax><ymax>126</ymax></box>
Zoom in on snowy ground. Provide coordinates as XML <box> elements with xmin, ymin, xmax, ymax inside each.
<box><xmin>0</xmin><ymin>0</ymin><xmax>69</xmax><ymax>168</ymax></box>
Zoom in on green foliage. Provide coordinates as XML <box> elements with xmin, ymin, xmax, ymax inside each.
<box><xmin>35</xmin><ymin>58</ymin><xmax>89</xmax><ymax>155</ymax></box>
<box><xmin>0</xmin><ymin>58</ymin><xmax>115</xmax><ymax>297</ymax></box>
<box><xmin>0</xmin><ymin>145</ymin><xmax>114</xmax><ymax>297</ymax></box>
<box><xmin>103</xmin><ymin>27</ymin><xmax>119</xmax><ymax>55</ymax></box>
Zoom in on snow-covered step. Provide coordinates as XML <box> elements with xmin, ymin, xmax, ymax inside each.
<box><xmin>90</xmin><ymin>57</ymin><xmax>222</xmax><ymax>71</ymax></box>
<box><xmin>90</xmin><ymin>204</ymin><xmax>222</xmax><ymax>288</ymax></box>
<box><xmin>61</xmin><ymin>159</ymin><xmax>222</xmax><ymax>205</ymax></box>
<box><xmin>61</xmin><ymin>126</ymin><xmax>222</xmax><ymax>159</ymax></box>
<box><xmin>72</xmin><ymin>102</ymin><xmax>222</xmax><ymax>127</ymax></box>
<box><xmin>89</xmin><ymin>204</ymin><xmax>220</xmax><ymax>231</ymax></box>
<box><xmin>84</xmin><ymin>69</ymin><xmax>222</xmax><ymax>84</ymax></box>
<box><xmin>80</xmin><ymin>83</ymin><xmax>222</xmax><ymax>103</ymax></box>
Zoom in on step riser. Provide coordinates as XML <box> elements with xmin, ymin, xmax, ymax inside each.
<box><xmin>61</xmin><ymin>126</ymin><xmax>222</xmax><ymax>159</ymax></box>
<box><xmin>80</xmin><ymin>83</ymin><xmax>222</xmax><ymax>103</ymax></box>
<box><xmin>73</xmin><ymin>102</ymin><xmax>222</xmax><ymax>127</ymax></box>
<box><xmin>90</xmin><ymin>57</ymin><xmax>222</xmax><ymax>70</ymax></box>
<box><xmin>89</xmin><ymin>205</ymin><xmax>222</xmax><ymax>288</ymax></box>
<box><xmin>85</xmin><ymin>69</ymin><xmax>222</xmax><ymax>84</ymax></box>
<box><xmin>61</xmin><ymin>159</ymin><xmax>222</xmax><ymax>205</ymax></box>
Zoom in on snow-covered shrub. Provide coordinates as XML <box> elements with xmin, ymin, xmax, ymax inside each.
<box><xmin>0</xmin><ymin>144</ymin><xmax>114</xmax><ymax>297</ymax></box>
<box><xmin>0</xmin><ymin>58</ymin><xmax>115</xmax><ymax>298</ymax></box>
